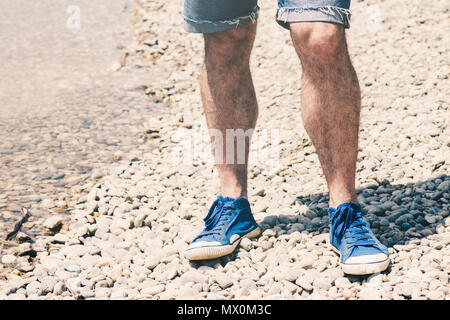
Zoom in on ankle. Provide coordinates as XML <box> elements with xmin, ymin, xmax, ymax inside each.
<box><xmin>218</xmin><ymin>167</ymin><xmax>248</xmax><ymax>199</ymax></box>
<box><xmin>329</xmin><ymin>195</ymin><xmax>358</xmax><ymax>209</ymax></box>
<box><xmin>221</xmin><ymin>188</ymin><xmax>247</xmax><ymax>199</ymax></box>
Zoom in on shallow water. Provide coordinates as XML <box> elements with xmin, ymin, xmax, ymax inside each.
<box><xmin>0</xmin><ymin>0</ymin><xmax>160</xmax><ymax>242</ymax></box>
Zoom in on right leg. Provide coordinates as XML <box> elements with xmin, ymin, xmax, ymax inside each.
<box><xmin>184</xmin><ymin>1</ymin><xmax>261</xmax><ymax>260</ymax></box>
<box><xmin>200</xmin><ymin>22</ymin><xmax>258</xmax><ymax>199</ymax></box>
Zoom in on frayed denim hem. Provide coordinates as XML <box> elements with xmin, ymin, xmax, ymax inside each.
<box><xmin>184</xmin><ymin>5</ymin><xmax>259</xmax><ymax>34</ymax></box>
<box><xmin>276</xmin><ymin>6</ymin><xmax>351</xmax><ymax>30</ymax></box>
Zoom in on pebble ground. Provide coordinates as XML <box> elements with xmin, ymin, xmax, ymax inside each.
<box><xmin>0</xmin><ymin>0</ymin><xmax>448</xmax><ymax>300</ymax></box>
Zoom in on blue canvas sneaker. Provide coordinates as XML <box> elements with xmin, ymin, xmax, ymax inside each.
<box><xmin>185</xmin><ymin>196</ymin><xmax>261</xmax><ymax>261</ymax></box>
<box><xmin>328</xmin><ymin>202</ymin><xmax>390</xmax><ymax>275</ymax></box>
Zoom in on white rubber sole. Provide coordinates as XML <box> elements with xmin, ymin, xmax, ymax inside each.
<box><xmin>330</xmin><ymin>244</ymin><xmax>390</xmax><ymax>275</ymax></box>
<box><xmin>185</xmin><ymin>227</ymin><xmax>261</xmax><ymax>261</ymax></box>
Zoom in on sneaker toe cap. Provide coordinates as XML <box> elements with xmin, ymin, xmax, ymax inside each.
<box><xmin>187</xmin><ymin>241</ymin><xmax>223</xmax><ymax>250</ymax></box>
<box><xmin>345</xmin><ymin>252</ymin><xmax>389</xmax><ymax>265</ymax></box>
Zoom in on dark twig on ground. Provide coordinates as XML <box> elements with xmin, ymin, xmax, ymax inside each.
<box><xmin>5</xmin><ymin>207</ymin><xmax>32</xmax><ymax>241</ymax></box>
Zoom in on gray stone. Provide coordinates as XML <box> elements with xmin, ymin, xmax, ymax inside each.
<box><xmin>141</xmin><ymin>284</ymin><xmax>165</xmax><ymax>296</ymax></box>
<box><xmin>359</xmin><ymin>287</ymin><xmax>382</xmax><ymax>300</ymax></box>
<box><xmin>26</xmin><ymin>281</ymin><xmax>42</xmax><ymax>296</ymax></box>
<box><xmin>262</xmin><ymin>216</ymin><xmax>277</xmax><ymax>227</ymax></box>
<box><xmin>53</xmin><ymin>282</ymin><xmax>67</xmax><ymax>295</ymax></box>
<box><xmin>313</xmin><ymin>277</ymin><xmax>331</xmax><ymax>291</ymax></box>
<box><xmin>144</xmin><ymin>256</ymin><xmax>160</xmax><ymax>270</ymax></box>
<box><xmin>239</xmin><ymin>238</ymin><xmax>253</xmax><ymax>251</ymax></box>
<box><xmin>401</xmin><ymin>283</ymin><xmax>420</xmax><ymax>298</ymax></box>
<box><xmin>295</xmin><ymin>278</ymin><xmax>313</xmax><ymax>291</ymax></box>
<box><xmin>180</xmin><ymin>270</ymin><xmax>208</xmax><ymax>284</ymax></box>
<box><xmin>334</xmin><ymin>277</ymin><xmax>351</xmax><ymax>289</ymax></box>
<box><xmin>215</xmin><ymin>275</ymin><xmax>233</xmax><ymax>289</ymax></box>
<box><xmin>64</xmin><ymin>264</ymin><xmax>81</xmax><ymax>274</ymax></box>
<box><xmin>275</xmin><ymin>267</ymin><xmax>298</xmax><ymax>282</ymax></box>
<box><xmin>95</xmin><ymin>287</ymin><xmax>111</xmax><ymax>298</ymax></box>
<box><xmin>1</xmin><ymin>254</ymin><xmax>16</xmax><ymax>264</ymax></box>
<box><xmin>43</xmin><ymin>216</ymin><xmax>63</xmax><ymax>233</ymax></box>
<box><xmin>60</xmin><ymin>245</ymin><xmax>88</xmax><ymax>257</ymax></box>
<box><xmin>7</xmin><ymin>293</ymin><xmax>27</xmax><ymax>300</ymax></box>
<box><xmin>297</xmin><ymin>252</ymin><xmax>317</xmax><ymax>269</ymax></box>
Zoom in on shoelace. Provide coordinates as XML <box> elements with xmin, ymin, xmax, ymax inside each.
<box><xmin>330</xmin><ymin>205</ymin><xmax>377</xmax><ymax>249</ymax></box>
<box><xmin>197</xmin><ymin>201</ymin><xmax>236</xmax><ymax>239</ymax></box>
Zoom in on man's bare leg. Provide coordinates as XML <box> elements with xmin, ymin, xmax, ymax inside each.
<box><xmin>288</xmin><ymin>24</ymin><xmax>390</xmax><ymax>275</ymax></box>
<box><xmin>290</xmin><ymin>23</ymin><xmax>361</xmax><ymax>208</ymax></box>
<box><xmin>184</xmin><ymin>22</ymin><xmax>260</xmax><ymax>260</ymax></box>
<box><xmin>200</xmin><ymin>22</ymin><xmax>258</xmax><ymax>199</ymax></box>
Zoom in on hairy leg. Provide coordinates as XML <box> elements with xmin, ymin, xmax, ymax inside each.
<box><xmin>200</xmin><ymin>22</ymin><xmax>258</xmax><ymax>199</ymax></box>
<box><xmin>290</xmin><ymin>22</ymin><xmax>361</xmax><ymax>208</ymax></box>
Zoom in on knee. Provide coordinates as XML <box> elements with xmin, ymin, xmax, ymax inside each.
<box><xmin>204</xmin><ymin>23</ymin><xmax>256</xmax><ymax>67</ymax></box>
<box><xmin>290</xmin><ymin>23</ymin><xmax>346</xmax><ymax>62</ymax></box>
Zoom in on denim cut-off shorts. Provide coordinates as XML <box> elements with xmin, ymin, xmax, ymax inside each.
<box><xmin>184</xmin><ymin>0</ymin><xmax>351</xmax><ymax>34</ymax></box>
